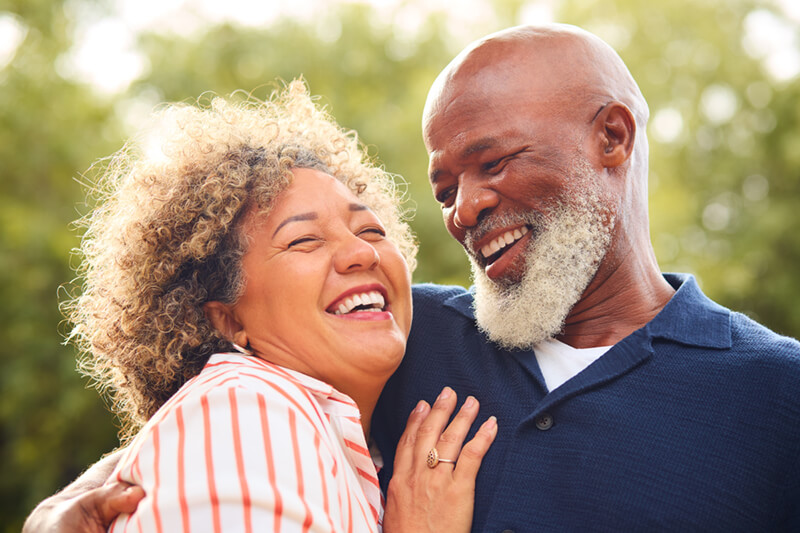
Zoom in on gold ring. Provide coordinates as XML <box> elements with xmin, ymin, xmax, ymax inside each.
<box><xmin>426</xmin><ymin>447</ymin><xmax>456</xmax><ymax>468</ymax></box>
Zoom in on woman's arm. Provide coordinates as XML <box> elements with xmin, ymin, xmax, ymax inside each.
<box><xmin>22</xmin><ymin>449</ymin><xmax>144</xmax><ymax>533</ymax></box>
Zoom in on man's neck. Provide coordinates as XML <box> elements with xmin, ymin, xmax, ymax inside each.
<box><xmin>558</xmin><ymin>249</ymin><xmax>675</xmax><ymax>349</ymax></box>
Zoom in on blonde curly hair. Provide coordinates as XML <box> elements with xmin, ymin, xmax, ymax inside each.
<box><xmin>66</xmin><ymin>80</ymin><xmax>417</xmax><ymax>439</ymax></box>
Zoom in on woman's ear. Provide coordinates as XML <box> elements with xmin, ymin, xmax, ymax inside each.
<box><xmin>203</xmin><ymin>301</ymin><xmax>248</xmax><ymax>347</ymax></box>
<box><xmin>593</xmin><ymin>101</ymin><xmax>636</xmax><ymax>169</ymax></box>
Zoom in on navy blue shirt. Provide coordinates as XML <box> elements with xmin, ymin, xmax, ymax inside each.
<box><xmin>373</xmin><ymin>274</ymin><xmax>800</xmax><ymax>532</ymax></box>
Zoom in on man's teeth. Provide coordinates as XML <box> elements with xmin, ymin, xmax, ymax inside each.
<box><xmin>334</xmin><ymin>291</ymin><xmax>386</xmax><ymax>315</ymax></box>
<box><xmin>480</xmin><ymin>227</ymin><xmax>529</xmax><ymax>258</ymax></box>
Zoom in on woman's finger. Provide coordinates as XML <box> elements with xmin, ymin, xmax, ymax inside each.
<box><xmin>452</xmin><ymin>415</ymin><xmax>498</xmax><ymax>482</ymax></box>
<box><xmin>392</xmin><ymin>400</ymin><xmax>431</xmax><ymax>473</ymax></box>
<box><xmin>413</xmin><ymin>387</ymin><xmax>459</xmax><ymax>461</ymax></box>
<box><xmin>433</xmin><ymin>395</ymin><xmax>481</xmax><ymax>466</ymax></box>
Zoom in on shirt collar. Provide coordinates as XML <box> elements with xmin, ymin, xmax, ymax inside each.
<box><xmin>441</xmin><ymin>273</ymin><xmax>732</xmax><ymax>349</ymax></box>
<box><xmin>209</xmin><ymin>352</ymin><xmax>360</xmax><ymax>415</ymax></box>
<box><xmin>644</xmin><ymin>273</ymin><xmax>732</xmax><ymax>349</ymax></box>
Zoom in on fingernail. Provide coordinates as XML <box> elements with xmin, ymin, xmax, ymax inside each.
<box><xmin>414</xmin><ymin>400</ymin><xmax>428</xmax><ymax>413</ymax></box>
<box><xmin>484</xmin><ymin>416</ymin><xmax>497</xmax><ymax>430</ymax></box>
<box><xmin>437</xmin><ymin>387</ymin><xmax>452</xmax><ymax>401</ymax></box>
<box><xmin>463</xmin><ymin>396</ymin><xmax>476</xmax><ymax>409</ymax></box>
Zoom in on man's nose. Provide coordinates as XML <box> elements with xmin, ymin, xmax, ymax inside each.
<box><xmin>452</xmin><ymin>178</ymin><xmax>500</xmax><ymax>229</ymax></box>
<box><xmin>334</xmin><ymin>234</ymin><xmax>380</xmax><ymax>273</ymax></box>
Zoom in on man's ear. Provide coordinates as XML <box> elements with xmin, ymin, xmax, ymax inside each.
<box><xmin>203</xmin><ymin>301</ymin><xmax>248</xmax><ymax>347</ymax></box>
<box><xmin>593</xmin><ymin>101</ymin><xmax>636</xmax><ymax>169</ymax></box>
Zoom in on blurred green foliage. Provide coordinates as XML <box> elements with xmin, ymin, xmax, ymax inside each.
<box><xmin>1</xmin><ymin>0</ymin><xmax>798</xmax><ymax>529</ymax></box>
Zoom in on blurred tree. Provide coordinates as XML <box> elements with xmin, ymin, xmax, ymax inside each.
<box><xmin>2</xmin><ymin>0</ymin><xmax>799</xmax><ymax>530</ymax></box>
<box><xmin>0</xmin><ymin>0</ymin><xmax>123</xmax><ymax>530</ymax></box>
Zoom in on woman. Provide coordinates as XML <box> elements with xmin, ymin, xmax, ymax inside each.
<box><xmin>54</xmin><ymin>81</ymin><xmax>495</xmax><ymax>532</ymax></box>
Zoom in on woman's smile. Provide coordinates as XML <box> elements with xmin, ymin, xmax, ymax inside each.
<box><xmin>327</xmin><ymin>283</ymin><xmax>393</xmax><ymax>320</ymax></box>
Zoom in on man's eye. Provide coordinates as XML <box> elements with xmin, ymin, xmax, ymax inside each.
<box><xmin>436</xmin><ymin>187</ymin><xmax>457</xmax><ymax>205</ymax></box>
<box><xmin>483</xmin><ymin>157</ymin><xmax>508</xmax><ymax>173</ymax></box>
<box><xmin>485</xmin><ymin>149</ymin><xmax>527</xmax><ymax>173</ymax></box>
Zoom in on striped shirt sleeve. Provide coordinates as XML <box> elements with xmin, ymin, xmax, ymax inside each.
<box><xmin>109</xmin><ymin>374</ymin><xmax>354</xmax><ymax>533</ymax></box>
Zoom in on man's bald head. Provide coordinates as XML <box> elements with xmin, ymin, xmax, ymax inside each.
<box><xmin>424</xmin><ymin>24</ymin><xmax>648</xmax><ymax>138</ymax></box>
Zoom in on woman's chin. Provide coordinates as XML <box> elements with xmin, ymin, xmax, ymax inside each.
<box><xmin>349</xmin><ymin>337</ymin><xmax>407</xmax><ymax>376</ymax></box>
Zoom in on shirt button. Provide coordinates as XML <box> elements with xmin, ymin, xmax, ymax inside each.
<box><xmin>535</xmin><ymin>412</ymin><xmax>553</xmax><ymax>430</ymax></box>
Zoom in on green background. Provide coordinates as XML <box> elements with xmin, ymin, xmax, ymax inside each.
<box><xmin>2</xmin><ymin>0</ymin><xmax>798</xmax><ymax>529</ymax></box>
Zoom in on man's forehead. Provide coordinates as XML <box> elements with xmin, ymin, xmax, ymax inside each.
<box><xmin>425</xmin><ymin>65</ymin><xmax>567</xmax><ymax>137</ymax></box>
<box><xmin>424</xmin><ymin>86</ymin><xmax>519</xmax><ymax>146</ymax></box>
<box><xmin>424</xmin><ymin>89</ymin><xmax>553</xmax><ymax>154</ymax></box>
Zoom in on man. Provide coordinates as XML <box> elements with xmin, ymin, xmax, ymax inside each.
<box><xmin>374</xmin><ymin>24</ymin><xmax>800</xmax><ymax>531</ymax></box>
<box><xmin>26</xmin><ymin>24</ymin><xmax>800</xmax><ymax>532</ymax></box>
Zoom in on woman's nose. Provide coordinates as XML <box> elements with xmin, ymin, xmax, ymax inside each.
<box><xmin>334</xmin><ymin>234</ymin><xmax>380</xmax><ymax>273</ymax></box>
<box><xmin>452</xmin><ymin>178</ymin><xmax>500</xmax><ymax>229</ymax></box>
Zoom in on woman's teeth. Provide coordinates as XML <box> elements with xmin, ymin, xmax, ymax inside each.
<box><xmin>481</xmin><ymin>226</ymin><xmax>529</xmax><ymax>259</ymax></box>
<box><xmin>334</xmin><ymin>291</ymin><xmax>386</xmax><ymax>315</ymax></box>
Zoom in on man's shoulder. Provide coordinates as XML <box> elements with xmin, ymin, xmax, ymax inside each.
<box><xmin>659</xmin><ymin>273</ymin><xmax>800</xmax><ymax>361</ymax></box>
<box><xmin>680</xmin><ymin>294</ymin><xmax>800</xmax><ymax>382</ymax></box>
<box><xmin>412</xmin><ymin>282</ymin><xmax>470</xmax><ymax>301</ymax></box>
<box><xmin>728</xmin><ymin>310</ymin><xmax>800</xmax><ymax>361</ymax></box>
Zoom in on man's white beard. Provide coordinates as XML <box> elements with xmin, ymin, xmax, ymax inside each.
<box><xmin>469</xmin><ymin>189</ymin><xmax>613</xmax><ymax>350</ymax></box>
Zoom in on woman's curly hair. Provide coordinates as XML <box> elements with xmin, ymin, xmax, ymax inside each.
<box><xmin>65</xmin><ymin>80</ymin><xmax>417</xmax><ymax>440</ymax></box>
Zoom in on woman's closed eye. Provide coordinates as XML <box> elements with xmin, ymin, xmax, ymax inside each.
<box><xmin>358</xmin><ymin>226</ymin><xmax>386</xmax><ymax>241</ymax></box>
<box><xmin>287</xmin><ymin>235</ymin><xmax>322</xmax><ymax>250</ymax></box>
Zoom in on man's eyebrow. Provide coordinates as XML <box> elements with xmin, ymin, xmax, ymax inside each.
<box><xmin>430</xmin><ymin>138</ymin><xmax>498</xmax><ymax>184</ymax></box>
<box><xmin>272</xmin><ymin>212</ymin><xmax>318</xmax><ymax>237</ymax></box>
<box><xmin>349</xmin><ymin>203</ymin><xmax>369</xmax><ymax>212</ymax></box>
<box><xmin>462</xmin><ymin>138</ymin><xmax>496</xmax><ymax>157</ymax></box>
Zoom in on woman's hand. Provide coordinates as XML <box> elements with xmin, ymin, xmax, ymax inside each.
<box><xmin>383</xmin><ymin>387</ymin><xmax>497</xmax><ymax>533</ymax></box>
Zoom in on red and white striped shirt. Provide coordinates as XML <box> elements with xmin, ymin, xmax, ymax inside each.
<box><xmin>108</xmin><ymin>353</ymin><xmax>383</xmax><ymax>533</ymax></box>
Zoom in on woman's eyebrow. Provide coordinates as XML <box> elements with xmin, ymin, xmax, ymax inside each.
<box><xmin>272</xmin><ymin>204</ymin><xmax>370</xmax><ymax>237</ymax></box>
<box><xmin>272</xmin><ymin>212</ymin><xmax>318</xmax><ymax>237</ymax></box>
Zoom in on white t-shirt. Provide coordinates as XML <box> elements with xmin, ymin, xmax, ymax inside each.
<box><xmin>533</xmin><ymin>338</ymin><xmax>613</xmax><ymax>392</ymax></box>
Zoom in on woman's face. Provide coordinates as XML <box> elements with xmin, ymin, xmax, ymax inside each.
<box><xmin>221</xmin><ymin>168</ymin><xmax>412</xmax><ymax>395</ymax></box>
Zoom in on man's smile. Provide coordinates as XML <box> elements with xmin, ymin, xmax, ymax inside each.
<box><xmin>480</xmin><ymin>225</ymin><xmax>530</xmax><ymax>263</ymax></box>
<box><xmin>466</xmin><ymin>219</ymin><xmax>537</xmax><ymax>281</ymax></box>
